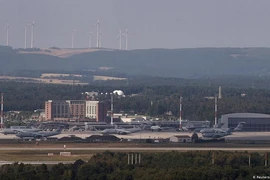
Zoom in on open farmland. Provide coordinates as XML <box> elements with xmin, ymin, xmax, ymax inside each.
<box><xmin>0</xmin><ymin>76</ymin><xmax>88</xmax><ymax>85</ymax></box>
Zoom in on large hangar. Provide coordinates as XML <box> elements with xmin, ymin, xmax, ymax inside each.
<box><xmin>220</xmin><ymin>113</ymin><xmax>270</xmax><ymax>132</ymax></box>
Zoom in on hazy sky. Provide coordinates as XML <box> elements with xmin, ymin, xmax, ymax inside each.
<box><xmin>0</xmin><ymin>0</ymin><xmax>270</xmax><ymax>49</ymax></box>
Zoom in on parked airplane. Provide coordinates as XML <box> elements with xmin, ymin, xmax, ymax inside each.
<box><xmin>0</xmin><ymin>126</ymin><xmax>42</xmax><ymax>135</ymax></box>
<box><xmin>200</xmin><ymin>122</ymin><xmax>246</xmax><ymax>139</ymax></box>
<box><xmin>101</xmin><ymin>127</ymin><xmax>141</xmax><ymax>135</ymax></box>
<box><xmin>15</xmin><ymin>127</ymin><xmax>63</xmax><ymax>139</ymax></box>
<box><xmin>150</xmin><ymin>125</ymin><xmax>162</xmax><ymax>132</ymax></box>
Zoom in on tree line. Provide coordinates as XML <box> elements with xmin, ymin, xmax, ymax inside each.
<box><xmin>0</xmin><ymin>151</ymin><xmax>269</xmax><ymax>180</ymax></box>
<box><xmin>2</xmin><ymin>82</ymin><xmax>270</xmax><ymax>123</ymax></box>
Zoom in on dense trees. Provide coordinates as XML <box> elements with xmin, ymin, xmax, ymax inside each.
<box><xmin>2</xmin><ymin>82</ymin><xmax>270</xmax><ymax>123</ymax></box>
<box><xmin>0</xmin><ymin>151</ymin><xmax>270</xmax><ymax>179</ymax></box>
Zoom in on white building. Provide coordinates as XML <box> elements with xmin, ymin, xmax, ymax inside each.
<box><xmin>85</xmin><ymin>101</ymin><xmax>99</xmax><ymax>119</ymax></box>
<box><xmin>169</xmin><ymin>135</ymin><xmax>192</xmax><ymax>143</ymax></box>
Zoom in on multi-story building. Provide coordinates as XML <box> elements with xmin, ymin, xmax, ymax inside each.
<box><xmin>45</xmin><ymin>100</ymin><xmax>107</xmax><ymax>122</ymax></box>
<box><xmin>85</xmin><ymin>100</ymin><xmax>107</xmax><ymax>122</ymax></box>
<box><xmin>66</xmin><ymin>100</ymin><xmax>85</xmax><ymax>119</ymax></box>
<box><xmin>45</xmin><ymin>100</ymin><xmax>70</xmax><ymax>121</ymax></box>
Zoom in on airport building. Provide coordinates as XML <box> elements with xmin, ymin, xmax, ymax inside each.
<box><xmin>220</xmin><ymin>113</ymin><xmax>270</xmax><ymax>132</ymax></box>
<box><xmin>85</xmin><ymin>100</ymin><xmax>107</xmax><ymax>122</ymax></box>
<box><xmin>45</xmin><ymin>100</ymin><xmax>70</xmax><ymax>120</ymax></box>
<box><xmin>66</xmin><ymin>100</ymin><xmax>85</xmax><ymax>119</ymax></box>
<box><xmin>45</xmin><ymin>100</ymin><xmax>107</xmax><ymax>122</ymax></box>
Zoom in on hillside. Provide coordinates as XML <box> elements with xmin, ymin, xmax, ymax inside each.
<box><xmin>1</xmin><ymin>46</ymin><xmax>270</xmax><ymax>78</ymax></box>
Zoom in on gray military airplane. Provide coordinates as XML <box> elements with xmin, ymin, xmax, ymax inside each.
<box><xmin>200</xmin><ymin>122</ymin><xmax>246</xmax><ymax>139</ymax></box>
<box><xmin>15</xmin><ymin>127</ymin><xmax>62</xmax><ymax>139</ymax></box>
<box><xmin>0</xmin><ymin>126</ymin><xmax>42</xmax><ymax>135</ymax></box>
<box><xmin>101</xmin><ymin>127</ymin><xmax>141</xmax><ymax>135</ymax></box>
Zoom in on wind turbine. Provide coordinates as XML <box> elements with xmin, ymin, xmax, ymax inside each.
<box><xmin>24</xmin><ymin>24</ymin><xmax>27</xmax><ymax>49</ymax></box>
<box><xmin>99</xmin><ymin>32</ymin><xmax>103</xmax><ymax>48</ymax></box>
<box><xmin>72</xmin><ymin>29</ymin><xmax>76</xmax><ymax>49</ymax></box>
<box><xmin>30</xmin><ymin>20</ymin><xmax>35</xmax><ymax>48</ymax></box>
<box><xmin>123</xmin><ymin>29</ymin><xmax>128</xmax><ymax>50</ymax></box>
<box><xmin>96</xmin><ymin>18</ymin><xmax>100</xmax><ymax>48</ymax></box>
<box><xmin>88</xmin><ymin>32</ymin><xmax>92</xmax><ymax>48</ymax></box>
<box><xmin>5</xmin><ymin>24</ymin><xmax>10</xmax><ymax>46</ymax></box>
<box><xmin>116</xmin><ymin>29</ymin><xmax>123</xmax><ymax>50</ymax></box>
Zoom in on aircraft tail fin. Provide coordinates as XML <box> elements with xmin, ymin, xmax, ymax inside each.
<box><xmin>215</xmin><ymin>123</ymin><xmax>224</xmax><ymax>128</ymax></box>
<box><xmin>233</xmin><ymin>122</ymin><xmax>246</xmax><ymax>131</ymax></box>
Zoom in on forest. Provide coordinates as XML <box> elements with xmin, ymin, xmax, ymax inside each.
<box><xmin>2</xmin><ymin>81</ymin><xmax>270</xmax><ymax>122</ymax></box>
<box><xmin>0</xmin><ymin>151</ymin><xmax>269</xmax><ymax>180</ymax></box>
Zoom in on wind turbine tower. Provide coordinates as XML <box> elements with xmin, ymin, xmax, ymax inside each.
<box><xmin>5</xmin><ymin>24</ymin><xmax>10</xmax><ymax>46</ymax></box>
<box><xmin>88</xmin><ymin>32</ymin><xmax>92</xmax><ymax>48</ymax></box>
<box><xmin>24</xmin><ymin>24</ymin><xmax>28</xmax><ymax>49</ymax></box>
<box><xmin>72</xmin><ymin>29</ymin><xmax>76</xmax><ymax>49</ymax></box>
<box><xmin>124</xmin><ymin>29</ymin><xmax>128</xmax><ymax>50</ymax></box>
<box><xmin>96</xmin><ymin>18</ymin><xmax>100</xmax><ymax>48</ymax></box>
<box><xmin>99</xmin><ymin>32</ymin><xmax>102</xmax><ymax>48</ymax></box>
<box><xmin>116</xmin><ymin>29</ymin><xmax>123</xmax><ymax>50</ymax></box>
<box><xmin>30</xmin><ymin>20</ymin><xmax>35</xmax><ymax>48</ymax></box>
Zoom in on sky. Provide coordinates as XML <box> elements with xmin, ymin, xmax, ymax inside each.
<box><xmin>0</xmin><ymin>0</ymin><xmax>270</xmax><ymax>49</ymax></box>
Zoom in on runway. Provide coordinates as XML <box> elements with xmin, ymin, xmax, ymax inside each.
<box><xmin>0</xmin><ymin>147</ymin><xmax>269</xmax><ymax>151</ymax></box>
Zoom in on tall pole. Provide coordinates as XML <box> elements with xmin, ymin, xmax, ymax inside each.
<box><xmin>6</xmin><ymin>24</ymin><xmax>9</xmax><ymax>46</ymax></box>
<box><xmin>179</xmin><ymin>96</ymin><xmax>183</xmax><ymax>130</ymax></box>
<box><xmin>215</xmin><ymin>95</ymin><xmax>218</xmax><ymax>127</ymax></box>
<box><xmin>88</xmin><ymin>32</ymin><xmax>92</xmax><ymax>48</ymax></box>
<box><xmin>111</xmin><ymin>94</ymin><xmax>113</xmax><ymax>125</ymax></box>
<box><xmin>24</xmin><ymin>25</ymin><xmax>27</xmax><ymax>49</ymax></box>
<box><xmin>0</xmin><ymin>93</ymin><xmax>3</xmax><ymax>127</ymax></box>
<box><xmin>96</xmin><ymin>18</ymin><xmax>100</xmax><ymax>48</ymax></box>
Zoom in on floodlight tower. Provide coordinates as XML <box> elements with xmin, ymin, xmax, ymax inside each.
<box><xmin>0</xmin><ymin>93</ymin><xmax>3</xmax><ymax>128</ymax></box>
<box><xmin>111</xmin><ymin>93</ymin><xmax>114</xmax><ymax>125</ymax></box>
<box><xmin>214</xmin><ymin>95</ymin><xmax>218</xmax><ymax>126</ymax></box>
<box><xmin>30</xmin><ymin>20</ymin><xmax>35</xmax><ymax>48</ymax></box>
<box><xmin>179</xmin><ymin>96</ymin><xmax>183</xmax><ymax>130</ymax></box>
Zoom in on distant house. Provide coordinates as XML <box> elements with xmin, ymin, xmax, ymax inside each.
<box><xmin>169</xmin><ymin>135</ymin><xmax>192</xmax><ymax>143</ymax></box>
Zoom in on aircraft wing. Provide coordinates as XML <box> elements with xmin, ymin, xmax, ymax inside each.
<box><xmin>116</xmin><ymin>129</ymin><xmax>130</xmax><ymax>135</ymax></box>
